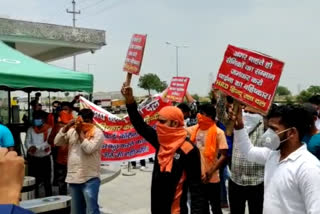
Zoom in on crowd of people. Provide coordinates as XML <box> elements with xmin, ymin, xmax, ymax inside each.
<box><xmin>121</xmin><ymin>85</ymin><xmax>320</xmax><ymax>214</ymax></box>
<box><xmin>1</xmin><ymin>88</ymin><xmax>320</xmax><ymax>214</ymax></box>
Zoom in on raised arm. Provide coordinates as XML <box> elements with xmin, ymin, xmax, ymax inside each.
<box><xmin>121</xmin><ymin>84</ymin><xmax>159</xmax><ymax>149</ymax></box>
<box><xmin>233</xmin><ymin>105</ymin><xmax>271</xmax><ymax>165</ymax></box>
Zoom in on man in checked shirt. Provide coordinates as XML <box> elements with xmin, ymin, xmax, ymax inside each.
<box><xmin>228</xmin><ymin>105</ymin><xmax>265</xmax><ymax>214</ymax></box>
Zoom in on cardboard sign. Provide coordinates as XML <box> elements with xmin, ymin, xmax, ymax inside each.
<box><xmin>214</xmin><ymin>45</ymin><xmax>284</xmax><ymax>114</ymax></box>
<box><xmin>166</xmin><ymin>77</ymin><xmax>190</xmax><ymax>103</ymax></box>
<box><xmin>80</xmin><ymin>96</ymin><xmax>171</xmax><ymax>162</ymax></box>
<box><xmin>123</xmin><ymin>34</ymin><xmax>147</xmax><ymax>75</ymax></box>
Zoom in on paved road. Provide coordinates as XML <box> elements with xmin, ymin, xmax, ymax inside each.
<box><xmin>99</xmin><ymin>163</ymin><xmax>233</xmax><ymax>214</ymax></box>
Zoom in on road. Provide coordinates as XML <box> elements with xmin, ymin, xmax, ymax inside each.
<box><xmin>99</xmin><ymin>163</ymin><xmax>233</xmax><ymax>214</ymax></box>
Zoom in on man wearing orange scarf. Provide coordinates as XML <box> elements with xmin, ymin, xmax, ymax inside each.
<box><xmin>187</xmin><ymin>104</ymin><xmax>228</xmax><ymax>214</ymax></box>
<box><xmin>49</xmin><ymin>101</ymin><xmax>74</xmax><ymax>195</ymax></box>
<box><xmin>121</xmin><ymin>85</ymin><xmax>204</xmax><ymax>214</ymax></box>
<box><xmin>54</xmin><ymin>108</ymin><xmax>104</xmax><ymax>214</ymax></box>
<box><xmin>25</xmin><ymin>110</ymin><xmax>53</xmax><ymax>197</ymax></box>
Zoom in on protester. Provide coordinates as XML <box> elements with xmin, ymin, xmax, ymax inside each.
<box><xmin>187</xmin><ymin>104</ymin><xmax>228</xmax><ymax>214</ymax></box>
<box><xmin>309</xmin><ymin>95</ymin><xmax>320</xmax><ymax>130</ymax></box>
<box><xmin>232</xmin><ymin>104</ymin><xmax>320</xmax><ymax>213</ymax></box>
<box><xmin>302</xmin><ymin>103</ymin><xmax>320</xmax><ymax>160</ymax></box>
<box><xmin>121</xmin><ymin>85</ymin><xmax>204</xmax><ymax>214</ymax></box>
<box><xmin>229</xmin><ymin>106</ymin><xmax>265</xmax><ymax>214</ymax></box>
<box><xmin>177</xmin><ymin>103</ymin><xmax>191</xmax><ymax>126</ymax></box>
<box><xmin>54</xmin><ymin>109</ymin><xmax>104</xmax><ymax>214</ymax></box>
<box><xmin>0</xmin><ymin>123</ymin><xmax>14</xmax><ymax>151</ymax></box>
<box><xmin>49</xmin><ymin>102</ymin><xmax>74</xmax><ymax>195</ymax></box>
<box><xmin>47</xmin><ymin>101</ymin><xmax>61</xmax><ymax>127</ymax></box>
<box><xmin>25</xmin><ymin>110</ymin><xmax>52</xmax><ymax>197</ymax></box>
<box><xmin>0</xmin><ymin>148</ymin><xmax>34</xmax><ymax>214</ymax></box>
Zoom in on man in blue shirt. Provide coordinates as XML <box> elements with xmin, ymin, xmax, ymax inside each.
<box><xmin>303</xmin><ymin>103</ymin><xmax>320</xmax><ymax>160</ymax></box>
<box><xmin>0</xmin><ymin>123</ymin><xmax>14</xmax><ymax>150</ymax></box>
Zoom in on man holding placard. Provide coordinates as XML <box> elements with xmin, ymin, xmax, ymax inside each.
<box><xmin>230</xmin><ymin>104</ymin><xmax>320</xmax><ymax>213</ymax></box>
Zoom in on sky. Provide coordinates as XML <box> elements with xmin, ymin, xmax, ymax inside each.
<box><xmin>1</xmin><ymin>0</ymin><xmax>320</xmax><ymax>96</ymax></box>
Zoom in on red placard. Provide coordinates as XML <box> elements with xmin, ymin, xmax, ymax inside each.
<box><xmin>167</xmin><ymin>77</ymin><xmax>190</xmax><ymax>103</ymax></box>
<box><xmin>123</xmin><ymin>34</ymin><xmax>147</xmax><ymax>75</ymax></box>
<box><xmin>214</xmin><ymin>45</ymin><xmax>284</xmax><ymax>114</ymax></box>
<box><xmin>80</xmin><ymin>96</ymin><xmax>171</xmax><ymax>163</ymax></box>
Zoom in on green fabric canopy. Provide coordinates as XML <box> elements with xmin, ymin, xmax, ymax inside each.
<box><xmin>0</xmin><ymin>42</ymin><xmax>93</xmax><ymax>93</ymax></box>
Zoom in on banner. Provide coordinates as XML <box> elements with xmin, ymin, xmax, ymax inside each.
<box><xmin>166</xmin><ymin>77</ymin><xmax>190</xmax><ymax>103</ymax></box>
<box><xmin>80</xmin><ymin>96</ymin><xmax>171</xmax><ymax>162</ymax></box>
<box><xmin>214</xmin><ymin>45</ymin><xmax>284</xmax><ymax>114</ymax></box>
<box><xmin>123</xmin><ymin>34</ymin><xmax>147</xmax><ymax>75</ymax></box>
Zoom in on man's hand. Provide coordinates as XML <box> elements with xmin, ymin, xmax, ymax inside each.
<box><xmin>121</xmin><ymin>83</ymin><xmax>135</xmax><ymax>104</ymax></box>
<box><xmin>62</xmin><ymin>119</ymin><xmax>76</xmax><ymax>133</ymax></box>
<box><xmin>0</xmin><ymin>148</ymin><xmax>24</xmax><ymax>205</ymax></box>
<box><xmin>228</xmin><ymin>105</ymin><xmax>244</xmax><ymax>130</ymax></box>
<box><xmin>79</xmin><ymin>131</ymin><xmax>86</xmax><ymax>143</ymax></box>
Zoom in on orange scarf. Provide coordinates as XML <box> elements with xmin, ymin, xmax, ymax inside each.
<box><xmin>156</xmin><ymin>106</ymin><xmax>186</xmax><ymax>173</ymax></box>
<box><xmin>157</xmin><ymin>123</ymin><xmax>187</xmax><ymax>172</ymax></box>
<box><xmin>59</xmin><ymin>110</ymin><xmax>74</xmax><ymax>124</ymax></box>
<box><xmin>34</xmin><ymin>124</ymin><xmax>51</xmax><ymax>142</ymax></box>
<box><xmin>190</xmin><ymin>113</ymin><xmax>217</xmax><ymax>162</ymax></box>
<box><xmin>74</xmin><ymin>116</ymin><xmax>95</xmax><ymax>139</ymax></box>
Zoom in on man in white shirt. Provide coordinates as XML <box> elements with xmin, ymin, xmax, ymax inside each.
<box><xmin>25</xmin><ymin>110</ymin><xmax>52</xmax><ymax>197</ymax></box>
<box><xmin>232</xmin><ymin>104</ymin><xmax>320</xmax><ymax>214</ymax></box>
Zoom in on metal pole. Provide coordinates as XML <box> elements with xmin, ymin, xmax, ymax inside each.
<box><xmin>72</xmin><ymin>0</ymin><xmax>76</xmax><ymax>71</ymax></box>
<box><xmin>7</xmin><ymin>91</ymin><xmax>11</xmax><ymax>124</ymax></box>
<box><xmin>175</xmin><ymin>46</ymin><xmax>179</xmax><ymax>77</ymax></box>
<box><xmin>66</xmin><ymin>0</ymin><xmax>80</xmax><ymax>72</ymax></box>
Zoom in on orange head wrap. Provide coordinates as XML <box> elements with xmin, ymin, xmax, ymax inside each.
<box><xmin>158</xmin><ymin>106</ymin><xmax>184</xmax><ymax>127</ymax></box>
<box><xmin>157</xmin><ymin>106</ymin><xmax>187</xmax><ymax>172</ymax></box>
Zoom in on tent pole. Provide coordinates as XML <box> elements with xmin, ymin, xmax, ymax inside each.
<box><xmin>27</xmin><ymin>92</ymin><xmax>31</xmax><ymax>123</ymax></box>
<box><xmin>8</xmin><ymin>90</ymin><xmax>11</xmax><ymax>124</ymax></box>
<box><xmin>49</xmin><ymin>92</ymin><xmax>51</xmax><ymax>112</ymax></box>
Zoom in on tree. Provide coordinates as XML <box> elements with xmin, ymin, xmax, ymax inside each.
<box><xmin>64</xmin><ymin>92</ymin><xmax>70</xmax><ymax>97</ymax></box>
<box><xmin>296</xmin><ymin>85</ymin><xmax>320</xmax><ymax>103</ymax></box>
<box><xmin>138</xmin><ymin>73</ymin><xmax>167</xmax><ymax>95</ymax></box>
<box><xmin>276</xmin><ymin>86</ymin><xmax>291</xmax><ymax>96</ymax></box>
<box><xmin>192</xmin><ymin>94</ymin><xmax>200</xmax><ymax>101</ymax></box>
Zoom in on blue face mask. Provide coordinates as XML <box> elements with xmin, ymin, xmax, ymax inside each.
<box><xmin>34</xmin><ymin>119</ymin><xmax>43</xmax><ymax>127</ymax></box>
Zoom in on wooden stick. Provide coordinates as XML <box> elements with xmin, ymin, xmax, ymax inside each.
<box><xmin>225</xmin><ymin>100</ymin><xmax>240</xmax><ymax>136</ymax></box>
<box><xmin>125</xmin><ymin>73</ymin><xmax>132</xmax><ymax>87</ymax></box>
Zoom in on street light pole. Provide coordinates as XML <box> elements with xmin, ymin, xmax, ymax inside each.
<box><xmin>175</xmin><ymin>46</ymin><xmax>179</xmax><ymax>77</ymax></box>
<box><xmin>166</xmin><ymin>42</ymin><xmax>188</xmax><ymax>77</ymax></box>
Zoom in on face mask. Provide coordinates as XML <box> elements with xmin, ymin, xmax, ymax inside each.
<box><xmin>261</xmin><ymin>128</ymin><xmax>291</xmax><ymax>150</ymax></box>
<box><xmin>34</xmin><ymin>119</ymin><xmax>43</xmax><ymax>127</ymax></box>
<box><xmin>243</xmin><ymin>112</ymin><xmax>262</xmax><ymax>134</ymax></box>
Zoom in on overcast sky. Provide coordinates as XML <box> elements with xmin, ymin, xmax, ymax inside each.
<box><xmin>1</xmin><ymin>0</ymin><xmax>320</xmax><ymax>96</ymax></box>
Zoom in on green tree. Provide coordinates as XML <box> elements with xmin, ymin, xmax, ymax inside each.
<box><xmin>192</xmin><ymin>94</ymin><xmax>200</xmax><ymax>101</ymax></box>
<box><xmin>296</xmin><ymin>85</ymin><xmax>320</xmax><ymax>103</ymax></box>
<box><xmin>138</xmin><ymin>73</ymin><xmax>167</xmax><ymax>95</ymax></box>
<box><xmin>276</xmin><ymin>86</ymin><xmax>291</xmax><ymax>96</ymax></box>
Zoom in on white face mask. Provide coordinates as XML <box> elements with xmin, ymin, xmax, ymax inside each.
<box><xmin>261</xmin><ymin>128</ymin><xmax>292</xmax><ymax>150</ymax></box>
<box><xmin>243</xmin><ymin>112</ymin><xmax>263</xmax><ymax>134</ymax></box>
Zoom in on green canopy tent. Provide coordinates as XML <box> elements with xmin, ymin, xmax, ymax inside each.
<box><xmin>0</xmin><ymin>42</ymin><xmax>94</xmax><ymax>154</ymax></box>
<box><xmin>0</xmin><ymin>41</ymin><xmax>93</xmax><ymax>92</ymax></box>
<box><xmin>0</xmin><ymin>41</ymin><xmax>94</xmax><ymax>126</ymax></box>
